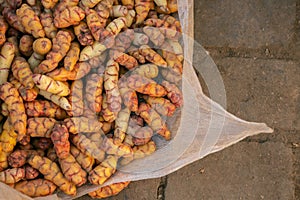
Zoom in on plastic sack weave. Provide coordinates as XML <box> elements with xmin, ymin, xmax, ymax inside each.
<box><xmin>0</xmin><ymin>0</ymin><xmax>273</xmax><ymax>199</ymax></box>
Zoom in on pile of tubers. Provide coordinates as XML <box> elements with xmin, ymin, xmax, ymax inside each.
<box><xmin>0</xmin><ymin>0</ymin><xmax>183</xmax><ymax>198</ymax></box>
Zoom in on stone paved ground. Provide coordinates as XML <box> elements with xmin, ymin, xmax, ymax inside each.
<box><xmin>78</xmin><ymin>0</ymin><xmax>300</xmax><ymax>199</ymax></box>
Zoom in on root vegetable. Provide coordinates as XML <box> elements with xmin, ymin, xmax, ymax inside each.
<box><xmin>14</xmin><ymin>179</ymin><xmax>57</xmax><ymax>197</ymax></box>
<box><xmin>28</xmin><ymin>155</ymin><xmax>76</xmax><ymax>196</ymax></box>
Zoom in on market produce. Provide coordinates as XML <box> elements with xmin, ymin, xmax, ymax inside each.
<box><xmin>25</xmin><ymin>100</ymin><xmax>68</xmax><ymax>119</ymax></box>
<box><xmin>0</xmin><ymin>0</ymin><xmax>184</xmax><ymax>198</ymax></box>
<box><xmin>0</xmin><ymin>42</ymin><xmax>15</xmax><ymax>85</ymax></box>
<box><xmin>28</xmin><ymin>155</ymin><xmax>76</xmax><ymax>196</ymax></box>
<box><xmin>58</xmin><ymin>154</ymin><xmax>87</xmax><ymax>186</ymax></box>
<box><xmin>0</xmin><ymin>83</ymin><xmax>27</xmax><ymax>141</ymax></box>
<box><xmin>88</xmin><ymin>181</ymin><xmax>130</xmax><ymax>198</ymax></box>
<box><xmin>0</xmin><ymin>168</ymin><xmax>25</xmax><ymax>184</ymax></box>
<box><xmin>51</xmin><ymin>124</ymin><xmax>70</xmax><ymax>159</ymax></box>
<box><xmin>70</xmin><ymin>145</ymin><xmax>95</xmax><ymax>173</ymax></box>
<box><xmin>14</xmin><ymin>179</ymin><xmax>57</xmax><ymax>197</ymax></box>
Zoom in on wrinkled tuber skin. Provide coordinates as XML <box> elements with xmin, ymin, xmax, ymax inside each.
<box><xmin>127</xmin><ymin>115</ymin><xmax>144</xmax><ymax>134</ymax></box>
<box><xmin>7</xmin><ymin>149</ymin><xmax>43</xmax><ymax>168</ymax></box>
<box><xmin>28</xmin><ymin>37</ymin><xmax>52</xmax><ymax>71</ymax></box>
<box><xmin>131</xmin><ymin>64</ymin><xmax>159</xmax><ymax>79</ymax></box>
<box><xmin>0</xmin><ymin>16</ymin><xmax>8</xmax><ymax>45</ymax></box>
<box><xmin>53</xmin><ymin>0</ymin><xmax>79</xmax><ymax>15</ymax></box>
<box><xmin>54</xmin><ymin>6</ymin><xmax>85</xmax><ymax>28</ymax></box>
<box><xmin>143</xmin><ymin>26</ymin><xmax>165</xmax><ymax>47</ymax></box>
<box><xmin>2</xmin><ymin>7</ymin><xmax>25</xmax><ymax>33</ymax></box>
<box><xmin>104</xmin><ymin>60</ymin><xmax>122</xmax><ymax>115</ymax></box>
<box><xmin>133</xmin><ymin>140</ymin><xmax>156</xmax><ymax>159</ymax></box>
<box><xmin>121</xmin><ymin>0</ymin><xmax>134</xmax><ymax>9</ymax></box>
<box><xmin>88</xmin><ymin>181</ymin><xmax>130</xmax><ymax>198</ymax></box>
<box><xmin>36</xmin><ymin>30</ymin><xmax>72</xmax><ymax>73</ymax></box>
<box><xmin>12</xmin><ymin>57</ymin><xmax>34</xmax><ymax>89</ymax></box>
<box><xmin>88</xmin><ymin>155</ymin><xmax>118</xmax><ymax>185</ymax></box>
<box><xmin>106</xmin><ymin>17</ymin><xmax>126</xmax><ymax>36</ymax></box>
<box><xmin>14</xmin><ymin>179</ymin><xmax>57</xmax><ymax>197</ymax></box>
<box><xmin>10</xmin><ymin>79</ymin><xmax>39</xmax><ymax>102</ymax></box>
<box><xmin>86</xmin><ymin>131</ymin><xmax>104</xmax><ymax>146</ymax></box>
<box><xmin>70</xmin><ymin>145</ymin><xmax>94</xmax><ymax>173</ymax></box>
<box><xmin>64</xmin><ymin>42</ymin><xmax>80</xmax><ymax>71</ymax></box>
<box><xmin>64</xmin><ymin>117</ymin><xmax>103</xmax><ymax>134</ymax></box>
<box><xmin>27</xmin><ymin>155</ymin><xmax>76</xmax><ymax>196</ymax></box>
<box><xmin>81</xmin><ymin>102</ymin><xmax>97</xmax><ymax>118</ymax></box>
<box><xmin>27</xmin><ymin>117</ymin><xmax>56</xmax><ymax>138</ymax></box>
<box><xmin>41</xmin><ymin>0</ymin><xmax>58</xmax><ymax>9</ymax></box>
<box><xmin>127</xmin><ymin>46</ymin><xmax>146</xmax><ymax>64</ymax></box>
<box><xmin>132</xmin><ymin>126</ymin><xmax>153</xmax><ymax>145</ymax></box>
<box><xmin>101</xmin><ymin>137</ymin><xmax>133</xmax><ymax>157</ymax></box>
<box><xmin>39</xmin><ymin>90</ymin><xmax>72</xmax><ymax>110</ymax></box>
<box><xmin>32</xmin><ymin>37</ymin><xmax>52</xmax><ymax>55</ymax></box>
<box><xmin>0</xmin><ymin>82</ymin><xmax>27</xmax><ymax>140</ymax></box>
<box><xmin>80</xmin><ymin>0</ymin><xmax>102</xmax><ymax>8</ymax></box>
<box><xmin>24</xmin><ymin>165</ymin><xmax>39</xmax><ymax>179</ymax></box>
<box><xmin>161</xmin><ymin>81</ymin><xmax>183</xmax><ymax>107</ymax></box>
<box><xmin>0</xmin><ymin>119</ymin><xmax>18</xmax><ymax>170</ymax></box>
<box><xmin>70</xmin><ymin>133</ymin><xmax>105</xmax><ymax>162</ymax></box>
<box><xmin>143</xmin><ymin>95</ymin><xmax>176</xmax><ymax>116</ymax></box>
<box><xmin>110</xmin><ymin>5</ymin><xmax>128</xmax><ymax>17</ymax></box>
<box><xmin>32</xmin><ymin>137</ymin><xmax>52</xmax><ymax>150</ymax></box>
<box><xmin>58</xmin><ymin>154</ymin><xmax>87</xmax><ymax>186</ymax></box>
<box><xmin>74</xmin><ymin>21</ymin><xmax>94</xmax><ymax>46</ymax></box>
<box><xmin>127</xmin><ymin>74</ymin><xmax>167</xmax><ymax>97</ymax></box>
<box><xmin>138</xmin><ymin>103</ymin><xmax>171</xmax><ymax>140</ymax></box>
<box><xmin>132</xmin><ymin>32</ymin><xmax>149</xmax><ymax>46</ymax></box>
<box><xmin>157</xmin><ymin>0</ymin><xmax>177</xmax><ymax>13</ymax></box>
<box><xmin>88</xmin><ymin>51</ymin><xmax>107</xmax><ymax>69</ymax></box>
<box><xmin>40</xmin><ymin>9</ymin><xmax>57</xmax><ymax>39</ymax></box>
<box><xmin>139</xmin><ymin>45</ymin><xmax>167</xmax><ymax>67</ymax></box>
<box><xmin>85</xmin><ymin>74</ymin><xmax>104</xmax><ymax>113</ymax></box>
<box><xmin>85</xmin><ymin>8</ymin><xmax>103</xmax><ymax>41</ymax></box>
<box><xmin>79</xmin><ymin>41</ymin><xmax>107</xmax><ymax>62</ymax></box>
<box><xmin>118</xmin><ymin>77</ymin><xmax>138</xmax><ymax>112</ymax></box>
<box><xmin>133</xmin><ymin>32</ymin><xmax>149</xmax><ymax>46</ymax></box>
<box><xmin>68</xmin><ymin>80</ymin><xmax>84</xmax><ymax>117</ymax></box>
<box><xmin>32</xmin><ymin>74</ymin><xmax>70</xmax><ymax>96</ymax></box>
<box><xmin>16</xmin><ymin>4</ymin><xmax>45</xmax><ymax>38</ymax></box>
<box><xmin>46</xmin><ymin>62</ymin><xmax>91</xmax><ymax>81</ymax></box>
<box><xmin>135</xmin><ymin>0</ymin><xmax>152</xmax><ymax>24</ymax></box>
<box><xmin>0</xmin><ymin>168</ymin><xmax>25</xmax><ymax>184</ymax></box>
<box><xmin>51</xmin><ymin>124</ymin><xmax>70</xmax><ymax>159</ymax></box>
<box><xmin>166</xmin><ymin>39</ymin><xmax>183</xmax><ymax>62</ymax></box>
<box><xmin>111</xmin><ymin>51</ymin><xmax>138</xmax><ymax>70</ymax></box>
<box><xmin>160</xmin><ymin>67</ymin><xmax>181</xmax><ymax>84</ymax></box>
<box><xmin>112</xmin><ymin>29</ymin><xmax>134</xmax><ymax>53</ymax></box>
<box><xmin>25</xmin><ymin>100</ymin><xmax>68</xmax><ymax>119</ymax></box>
<box><xmin>160</xmin><ymin>14</ymin><xmax>182</xmax><ymax>33</ymax></box>
<box><xmin>153</xmin><ymin>0</ymin><xmax>169</xmax><ymax>13</ymax></box>
<box><xmin>160</xmin><ymin>41</ymin><xmax>182</xmax><ymax>74</ymax></box>
<box><xmin>0</xmin><ymin>42</ymin><xmax>15</xmax><ymax>85</ymax></box>
<box><xmin>8</xmin><ymin>149</ymin><xmax>28</xmax><ymax>168</ymax></box>
<box><xmin>114</xmin><ymin>107</ymin><xmax>131</xmax><ymax>143</ymax></box>
<box><xmin>101</xmin><ymin>94</ymin><xmax>117</xmax><ymax>122</ymax></box>
<box><xmin>19</xmin><ymin>35</ymin><xmax>34</xmax><ymax>57</ymax></box>
<box><xmin>95</xmin><ymin>0</ymin><xmax>113</xmax><ymax>26</ymax></box>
